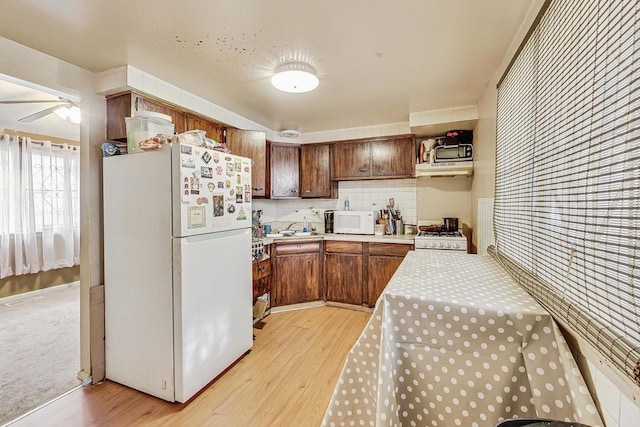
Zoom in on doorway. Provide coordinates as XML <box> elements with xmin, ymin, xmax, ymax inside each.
<box><xmin>0</xmin><ymin>75</ymin><xmax>82</xmax><ymax>424</ymax></box>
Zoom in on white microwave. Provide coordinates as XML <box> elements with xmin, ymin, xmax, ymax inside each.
<box><xmin>333</xmin><ymin>210</ymin><xmax>375</xmax><ymax>235</ymax></box>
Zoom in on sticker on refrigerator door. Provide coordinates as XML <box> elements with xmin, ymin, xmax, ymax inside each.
<box><xmin>234</xmin><ymin>159</ymin><xmax>241</xmax><ymax>172</ymax></box>
<box><xmin>208</xmin><ymin>182</ymin><xmax>215</xmax><ymax>192</ymax></box>
<box><xmin>245</xmin><ymin>184</ymin><xmax>251</xmax><ymax>202</ymax></box>
<box><xmin>201</xmin><ymin>151</ymin><xmax>211</xmax><ymax>164</ymax></box>
<box><xmin>236</xmin><ymin>187</ymin><xmax>243</xmax><ymax>203</ymax></box>
<box><xmin>228</xmin><ymin>204</ymin><xmax>235</xmax><ymax>214</ymax></box>
<box><xmin>180</xmin><ymin>144</ymin><xmax>192</xmax><ymax>155</ymax></box>
<box><xmin>215</xmin><ymin>165</ymin><xmax>223</xmax><ymax>176</ymax></box>
<box><xmin>213</xmin><ymin>195</ymin><xmax>224</xmax><ymax>217</ymax></box>
<box><xmin>226</xmin><ymin>163</ymin><xmax>233</xmax><ymax>176</ymax></box>
<box><xmin>190</xmin><ymin>177</ymin><xmax>200</xmax><ymax>195</ymax></box>
<box><xmin>187</xmin><ymin>206</ymin><xmax>206</xmax><ymax>228</ymax></box>
<box><xmin>182</xmin><ymin>176</ymin><xmax>190</xmax><ymax>203</ymax></box>
<box><xmin>181</xmin><ymin>157</ymin><xmax>195</xmax><ymax>169</ymax></box>
<box><xmin>197</xmin><ymin>197</ymin><xmax>209</xmax><ymax>205</ymax></box>
<box><xmin>201</xmin><ymin>166</ymin><xmax>213</xmax><ymax>178</ymax></box>
<box><xmin>236</xmin><ymin>206</ymin><xmax>247</xmax><ymax>220</ymax></box>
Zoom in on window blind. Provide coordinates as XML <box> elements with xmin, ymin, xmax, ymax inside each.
<box><xmin>495</xmin><ymin>0</ymin><xmax>640</xmax><ymax>388</ymax></box>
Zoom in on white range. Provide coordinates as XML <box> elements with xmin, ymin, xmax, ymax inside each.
<box><xmin>414</xmin><ymin>220</ymin><xmax>468</xmax><ymax>252</ymax></box>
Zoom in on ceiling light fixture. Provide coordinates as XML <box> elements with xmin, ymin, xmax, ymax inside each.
<box><xmin>271</xmin><ymin>62</ymin><xmax>319</xmax><ymax>93</ymax></box>
<box><xmin>54</xmin><ymin>105</ymin><xmax>81</xmax><ymax>124</ymax></box>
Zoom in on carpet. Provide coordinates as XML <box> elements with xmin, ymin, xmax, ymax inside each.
<box><xmin>0</xmin><ymin>282</ymin><xmax>81</xmax><ymax>425</ymax></box>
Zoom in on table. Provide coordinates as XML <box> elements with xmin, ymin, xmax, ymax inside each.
<box><xmin>322</xmin><ymin>251</ymin><xmax>603</xmax><ymax>427</ymax></box>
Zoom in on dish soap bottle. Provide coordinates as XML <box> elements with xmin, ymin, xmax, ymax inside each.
<box><xmin>344</xmin><ymin>197</ymin><xmax>350</xmax><ymax>211</ymax></box>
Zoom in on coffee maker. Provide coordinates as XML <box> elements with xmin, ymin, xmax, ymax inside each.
<box><xmin>324</xmin><ymin>210</ymin><xmax>335</xmax><ymax>233</ymax></box>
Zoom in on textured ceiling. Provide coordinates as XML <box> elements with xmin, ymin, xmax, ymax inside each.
<box><xmin>0</xmin><ymin>1</ymin><xmax>533</xmax><ymax>134</ymax></box>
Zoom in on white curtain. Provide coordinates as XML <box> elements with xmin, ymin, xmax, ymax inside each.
<box><xmin>0</xmin><ymin>134</ymin><xmax>80</xmax><ymax>279</ymax></box>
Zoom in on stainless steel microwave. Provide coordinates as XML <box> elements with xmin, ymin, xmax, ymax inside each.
<box><xmin>434</xmin><ymin>143</ymin><xmax>473</xmax><ymax>163</ymax></box>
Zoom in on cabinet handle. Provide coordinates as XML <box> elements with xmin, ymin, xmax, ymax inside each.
<box><xmin>305</xmin><ymin>189</ymin><xmax>311</xmax><ymax>193</ymax></box>
<box><xmin>253</xmin><ymin>187</ymin><xmax>263</xmax><ymax>191</ymax></box>
<box><xmin>258</xmin><ymin>265</ymin><xmax>265</xmax><ymax>272</ymax></box>
<box><xmin>359</xmin><ymin>168</ymin><xmax>368</xmax><ymax>173</ymax></box>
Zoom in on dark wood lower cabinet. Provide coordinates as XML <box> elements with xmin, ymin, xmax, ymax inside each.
<box><xmin>271</xmin><ymin>239</ymin><xmax>411</xmax><ymax>308</ymax></box>
<box><xmin>324</xmin><ymin>241</ymin><xmax>364</xmax><ymax>305</ymax></box>
<box><xmin>273</xmin><ymin>241</ymin><xmax>321</xmax><ymax>306</ymax></box>
<box><xmin>365</xmin><ymin>243</ymin><xmax>412</xmax><ymax>307</ymax></box>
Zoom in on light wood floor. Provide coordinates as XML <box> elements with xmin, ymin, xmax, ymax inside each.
<box><xmin>10</xmin><ymin>306</ymin><xmax>371</xmax><ymax>427</ymax></box>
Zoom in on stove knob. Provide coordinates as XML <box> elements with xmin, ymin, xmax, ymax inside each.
<box><xmin>430</xmin><ymin>242</ymin><xmax>437</xmax><ymax>248</ymax></box>
<box><xmin>445</xmin><ymin>243</ymin><xmax>451</xmax><ymax>249</ymax></box>
<box><xmin>453</xmin><ymin>243</ymin><xmax>460</xmax><ymax>249</ymax></box>
<box><xmin>438</xmin><ymin>242</ymin><xmax>444</xmax><ymax>248</ymax></box>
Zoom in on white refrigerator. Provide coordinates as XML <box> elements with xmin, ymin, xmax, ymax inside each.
<box><xmin>103</xmin><ymin>141</ymin><xmax>253</xmax><ymax>403</ymax></box>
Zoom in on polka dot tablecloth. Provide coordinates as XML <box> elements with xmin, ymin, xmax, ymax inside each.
<box><xmin>322</xmin><ymin>251</ymin><xmax>603</xmax><ymax>427</ymax></box>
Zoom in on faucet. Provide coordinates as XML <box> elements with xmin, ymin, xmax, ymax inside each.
<box><xmin>286</xmin><ymin>222</ymin><xmax>297</xmax><ymax>231</ymax></box>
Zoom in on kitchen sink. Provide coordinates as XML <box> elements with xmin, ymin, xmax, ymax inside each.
<box><xmin>265</xmin><ymin>231</ymin><xmax>321</xmax><ymax>239</ymax></box>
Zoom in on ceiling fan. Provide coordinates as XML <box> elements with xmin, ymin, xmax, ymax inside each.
<box><xmin>0</xmin><ymin>96</ymin><xmax>80</xmax><ymax>123</ymax></box>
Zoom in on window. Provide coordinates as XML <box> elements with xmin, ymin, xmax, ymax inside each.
<box><xmin>495</xmin><ymin>0</ymin><xmax>640</xmax><ymax>388</ymax></box>
<box><xmin>0</xmin><ymin>135</ymin><xmax>80</xmax><ymax>278</ymax></box>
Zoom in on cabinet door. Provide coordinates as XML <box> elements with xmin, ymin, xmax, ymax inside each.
<box><xmin>275</xmin><ymin>253</ymin><xmax>321</xmax><ymax>305</ymax></box>
<box><xmin>186</xmin><ymin>115</ymin><xmax>224</xmax><ymax>143</ymax></box>
<box><xmin>366</xmin><ymin>255</ymin><xmax>404</xmax><ymax>307</ymax></box>
<box><xmin>300</xmin><ymin>144</ymin><xmax>336</xmax><ymax>198</ymax></box>
<box><xmin>333</xmin><ymin>141</ymin><xmax>371</xmax><ymax>179</ymax></box>
<box><xmin>106</xmin><ymin>92</ymin><xmax>186</xmax><ymax>140</ymax></box>
<box><xmin>371</xmin><ymin>136</ymin><xmax>415</xmax><ymax>177</ymax></box>
<box><xmin>270</xmin><ymin>144</ymin><xmax>300</xmax><ymax>198</ymax></box>
<box><xmin>106</xmin><ymin>93</ymin><xmax>134</xmax><ymax>140</ymax></box>
<box><xmin>325</xmin><ymin>253</ymin><xmax>363</xmax><ymax>304</ymax></box>
<box><xmin>135</xmin><ymin>96</ymin><xmax>186</xmax><ymax>134</ymax></box>
<box><xmin>226</xmin><ymin>129</ymin><xmax>267</xmax><ymax>197</ymax></box>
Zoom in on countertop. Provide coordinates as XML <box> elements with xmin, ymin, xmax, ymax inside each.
<box><xmin>256</xmin><ymin>232</ymin><xmax>415</xmax><ymax>245</ymax></box>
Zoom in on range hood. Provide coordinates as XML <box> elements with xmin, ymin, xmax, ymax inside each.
<box><xmin>415</xmin><ymin>161</ymin><xmax>473</xmax><ymax>178</ymax></box>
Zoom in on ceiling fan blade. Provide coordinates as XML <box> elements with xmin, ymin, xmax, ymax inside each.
<box><xmin>18</xmin><ymin>105</ymin><xmax>65</xmax><ymax>123</ymax></box>
<box><xmin>0</xmin><ymin>99</ymin><xmax>64</xmax><ymax>104</ymax></box>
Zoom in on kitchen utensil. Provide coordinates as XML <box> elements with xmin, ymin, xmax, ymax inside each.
<box><xmin>419</xmin><ymin>225</ymin><xmax>443</xmax><ymax>232</ymax></box>
<box><xmin>324</xmin><ymin>210</ymin><xmax>335</xmax><ymax>233</ymax></box>
<box><xmin>443</xmin><ymin>217</ymin><xmax>459</xmax><ymax>232</ymax></box>
<box><xmin>393</xmin><ymin>219</ymin><xmax>404</xmax><ymax>235</ymax></box>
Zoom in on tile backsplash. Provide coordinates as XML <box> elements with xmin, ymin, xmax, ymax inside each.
<box><xmin>337</xmin><ymin>179</ymin><xmax>416</xmax><ymax>226</ymax></box>
<box><xmin>252</xmin><ymin>178</ymin><xmax>417</xmax><ymax>232</ymax></box>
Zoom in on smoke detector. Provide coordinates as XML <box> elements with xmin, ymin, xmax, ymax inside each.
<box><xmin>280</xmin><ymin>129</ymin><xmax>300</xmax><ymax>138</ymax></box>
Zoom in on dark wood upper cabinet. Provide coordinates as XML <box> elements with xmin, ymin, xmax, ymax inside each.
<box><xmin>106</xmin><ymin>92</ymin><xmax>187</xmax><ymax>140</ymax></box>
<box><xmin>332</xmin><ymin>134</ymin><xmax>416</xmax><ymax>180</ymax></box>
<box><xmin>333</xmin><ymin>140</ymin><xmax>371</xmax><ymax>179</ymax></box>
<box><xmin>371</xmin><ymin>137</ymin><xmax>414</xmax><ymax>177</ymax></box>
<box><xmin>300</xmin><ymin>143</ymin><xmax>337</xmax><ymax>199</ymax></box>
<box><xmin>269</xmin><ymin>143</ymin><xmax>300</xmax><ymax>199</ymax></box>
<box><xmin>226</xmin><ymin>129</ymin><xmax>267</xmax><ymax>198</ymax></box>
<box><xmin>186</xmin><ymin>115</ymin><xmax>224</xmax><ymax>144</ymax></box>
